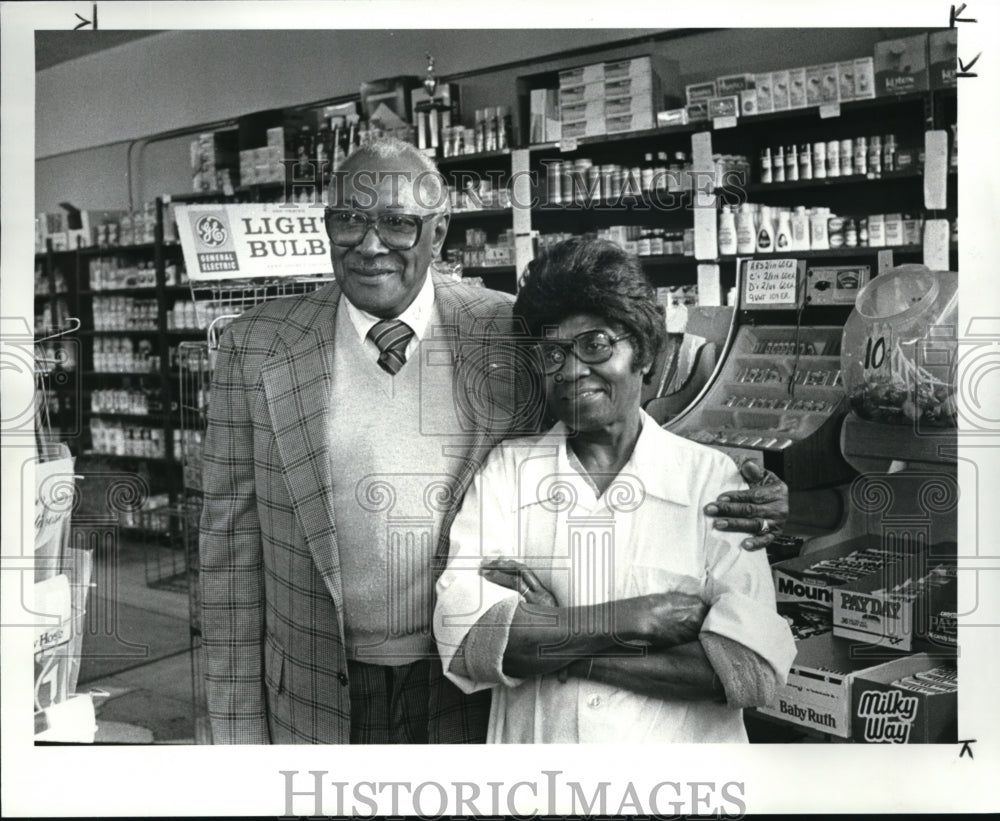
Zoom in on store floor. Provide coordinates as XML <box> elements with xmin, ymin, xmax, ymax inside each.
<box><xmin>76</xmin><ymin>539</ymin><xmax>199</xmax><ymax>744</ymax></box>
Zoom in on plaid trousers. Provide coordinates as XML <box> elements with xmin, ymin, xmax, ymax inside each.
<box><xmin>347</xmin><ymin>659</ymin><xmax>431</xmax><ymax>744</ymax></box>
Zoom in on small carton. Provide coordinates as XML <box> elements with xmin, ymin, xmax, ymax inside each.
<box><xmin>716</xmin><ymin>73</ymin><xmax>755</xmax><ymax>96</ymax></box>
<box><xmin>788</xmin><ymin>67</ymin><xmax>808</xmax><ymax>108</ymax></box>
<box><xmin>560</xmin><ymin>63</ymin><xmax>605</xmax><ymax>88</ymax></box>
<box><xmin>928</xmin><ymin>29</ymin><xmax>957</xmax><ymax>89</ymax></box>
<box><xmin>772</xmin><ymin>537</ymin><xmax>882</xmax><ymax>610</ymax></box>
<box><xmin>837</xmin><ymin>60</ymin><xmax>856</xmax><ymax>102</ymax></box>
<box><xmin>754</xmin><ymin>632</ymin><xmax>900</xmax><ymax>739</ymax></box>
<box><xmin>685</xmin><ymin>100</ymin><xmax>710</xmax><ymax>122</ymax></box>
<box><xmin>851</xmin><ymin>654</ymin><xmax>957</xmax><ymax>743</ymax></box>
<box><xmin>771</xmin><ymin>69</ymin><xmax>790</xmax><ymax>111</ymax></box>
<box><xmin>808</xmin><ymin>63</ymin><xmax>839</xmax><ymax>105</ymax></box>
<box><xmin>753</xmin><ymin>72</ymin><xmax>773</xmax><ymax>114</ymax></box>
<box><xmin>686</xmin><ymin>80</ymin><xmax>717</xmax><ymax>104</ymax></box>
<box><xmin>854</xmin><ymin>56</ymin><xmax>876</xmax><ymax>99</ymax></box>
<box><xmin>656</xmin><ymin>108</ymin><xmax>689</xmax><ymax>127</ymax></box>
<box><xmin>874</xmin><ymin>33</ymin><xmax>930</xmax><ymax>95</ymax></box>
<box><xmin>605</xmin><ymin>110</ymin><xmax>655</xmax><ymax>133</ymax></box>
<box><xmin>560</xmin><ymin>99</ymin><xmax>604</xmax><ymax>123</ymax></box>
<box><xmin>740</xmin><ymin>89</ymin><xmax>758</xmax><ymax>117</ymax></box>
<box><xmin>604</xmin><ymin>75</ymin><xmax>654</xmax><ymax>99</ymax></box>
<box><xmin>604</xmin><ymin>94</ymin><xmax>654</xmax><ymax>118</ymax></box>
<box><xmin>558</xmin><ymin>81</ymin><xmax>605</xmax><ymax>105</ymax></box>
<box><xmin>707</xmin><ymin>95</ymin><xmax>740</xmax><ymax>120</ymax></box>
<box><xmin>832</xmin><ymin>551</ymin><xmax>957</xmax><ymax>653</ymax></box>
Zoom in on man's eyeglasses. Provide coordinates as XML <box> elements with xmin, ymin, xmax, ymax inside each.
<box><xmin>537</xmin><ymin>330</ymin><xmax>633</xmax><ymax>374</ymax></box>
<box><xmin>324</xmin><ymin>209</ymin><xmax>441</xmax><ymax>251</ymax></box>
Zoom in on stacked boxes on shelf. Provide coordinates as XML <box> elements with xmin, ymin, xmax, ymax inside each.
<box><xmin>191</xmin><ymin>130</ymin><xmax>239</xmax><ymax>192</ymax></box>
<box><xmin>558</xmin><ymin>56</ymin><xmax>682</xmax><ymax>140</ymax></box>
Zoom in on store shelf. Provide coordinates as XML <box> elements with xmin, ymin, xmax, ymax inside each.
<box><xmin>81</xmin><ymin>329</ymin><xmax>160</xmax><ymax>336</ymax></box>
<box><xmin>165</xmin><ymin>329</ymin><xmax>209</xmax><ymax>338</ymax></box>
<box><xmin>77</xmin><ymin>241</ymin><xmax>159</xmax><ymax>255</ymax></box>
<box><xmin>449</xmin><ymin>207</ymin><xmax>514</xmax><ymax>221</ymax></box>
<box><xmin>718</xmin><ymin>245</ymin><xmax>924</xmax><ymax>263</ymax></box>
<box><xmin>84</xmin><ymin>410</ymin><xmax>169</xmax><ymax>423</ymax></box>
<box><xmin>438</xmin><ymin>148</ymin><xmax>512</xmax><ymax>168</ymax></box>
<box><xmin>747</xmin><ymin>169</ymin><xmax>923</xmax><ymax>193</ymax></box>
<box><xmin>169</xmin><ymin>182</ymin><xmax>285</xmax><ymax>204</ymax></box>
<box><xmin>78</xmin><ymin>451</ymin><xmax>178</xmax><ymax>466</ymax></box>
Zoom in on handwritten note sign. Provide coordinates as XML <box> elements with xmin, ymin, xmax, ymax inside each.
<box><xmin>743</xmin><ymin>258</ymin><xmax>801</xmax><ymax>308</ymax></box>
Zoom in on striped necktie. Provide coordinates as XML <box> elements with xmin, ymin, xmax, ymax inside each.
<box><xmin>368</xmin><ymin>319</ymin><xmax>415</xmax><ymax>375</ymax></box>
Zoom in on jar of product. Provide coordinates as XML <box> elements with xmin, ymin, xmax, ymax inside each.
<box><xmin>826</xmin><ymin>139</ymin><xmax>840</xmax><ymax>178</ymax></box>
<box><xmin>854</xmin><ymin>136</ymin><xmax>868</xmax><ymax>177</ymax></box>
<box><xmin>858</xmin><ymin>216</ymin><xmax>869</xmax><ymax>246</ymax></box>
<box><xmin>840</xmin><ymin>138</ymin><xmax>854</xmax><ymax>176</ymax></box>
<box><xmin>637</xmin><ymin>234</ymin><xmax>652</xmax><ymax>256</ymax></box>
<box><xmin>641</xmin><ymin>153</ymin><xmax>654</xmax><ymax>193</ymax></box>
<box><xmin>773</xmin><ymin>145</ymin><xmax>785</xmax><ymax>182</ymax></box>
<box><xmin>760</xmin><ymin>147</ymin><xmax>773</xmax><ymax>184</ymax></box>
<box><xmin>586</xmin><ymin>163</ymin><xmax>600</xmax><ymax>203</ymax></box>
<box><xmin>548</xmin><ymin>161</ymin><xmax>563</xmax><ymax>204</ymax></box>
<box><xmin>813</xmin><ymin>140</ymin><xmax>827</xmax><ymax>179</ymax></box>
<box><xmin>883</xmin><ymin>134</ymin><xmax>896</xmax><ymax>173</ymax></box>
<box><xmin>786</xmin><ymin>144</ymin><xmax>799</xmax><ymax>182</ymax></box>
<box><xmin>601</xmin><ymin>164</ymin><xmax>615</xmax><ymax>200</ymax></box>
<box><xmin>799</xmin><ymin>143</ymin><xmax>813</xmax><ymax>180</ymax></box>
<box><xmin>844</xmin><ymin>217</ymin><xmax>858</xmax><ymax>247</ymax></box>
<box><xmin>868</xmin><ymin>135</ymin><xmax>882</xmax><ymax>178</ymax></box>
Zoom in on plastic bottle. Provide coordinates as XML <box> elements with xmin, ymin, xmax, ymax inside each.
<box><xmin>775</xmin><ymin>208</ymin><xmax>793</xmax><ymax>252</ymax></box>
<box><xmin>773</xmin><ymin>146</ymin><xmax>785</xmax><ymax>183</ymax></box>
<box><xmin>810</xmin><ymin>207</ymin><xmax>831</xmax><ymax>250</ymax></box>
<box><xmin>760</xmin><ymin>147</ymin><xmax>773</xmax><ymax>184</ymax></box>
<box><xmin>718</xmin><ymin>204</ymin><xmax>737</xmax><ymax>256</ymax></box>
<box><xmin>791</xmin><ymin>206</ymin><xmax>810</xmax><ymax>250</ymax></box>
<box><xmin>785</xmin><ymin>145</ymin><xmax>798</xmax><ymax>182</ymax></box>
<box><xmin>736</xmin><ymin>203</ymin><xmax>756</xmax><ymax>254</ymax></box>
<box><xmin>756</xmin><ymin>205</ymin><xmax>775</xmax><ymax>253</ymax></box>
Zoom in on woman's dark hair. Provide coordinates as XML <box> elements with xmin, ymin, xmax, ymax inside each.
<box><xmin>514</xmin><ymin>237</ymin><xmax>665</xmax><ymax>383</ymax></box>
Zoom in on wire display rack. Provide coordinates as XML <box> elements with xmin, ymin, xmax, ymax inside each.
<box><xmin>179</xmin><ymin>275</ymin><xmax>333</xmax><ymax>742</ymax></box>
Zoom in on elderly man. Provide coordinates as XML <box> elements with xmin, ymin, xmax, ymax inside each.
<box><xmin>199</xmin><ymin>137</ymin><xmax>787</xmax><ymax>744</ymax></box>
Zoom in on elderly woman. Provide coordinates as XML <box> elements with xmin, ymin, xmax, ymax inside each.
<box><xmin>433</xmin><ymin>237</ymin><xmax>795</xmax><ymax>743</ymax></box>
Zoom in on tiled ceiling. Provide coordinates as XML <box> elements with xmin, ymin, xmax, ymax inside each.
<box><xmin>36</xmin><ymin>31</ymin><xmax>163</xmax><ymax>71</ymax></box>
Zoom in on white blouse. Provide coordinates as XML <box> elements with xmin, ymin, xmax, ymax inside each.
<box><xmin>433</xmin><ymin>411</ymin><xmax>795</xmax><ymax>743</ymax></box>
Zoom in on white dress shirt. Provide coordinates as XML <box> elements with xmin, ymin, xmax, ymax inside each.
<box><xmin>433</xmin><ymin>411</ymin><xmax>796</xmax><ymax>743</ymax></box>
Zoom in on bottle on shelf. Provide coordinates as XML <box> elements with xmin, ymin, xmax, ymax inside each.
<box><xmin>775</xmin><ymin>208</ymin><xmax>793</xmax><ymax>252</ymax></box>
<box><xmin>790</xmin><ymin>206</ymin><xmax>810</xmax><ymax>251</ymax></box>
<box><xmin>810</xmin><ymin>207</ymin><xmax>831</xmax><ymax>250</ymax></box>
<box><xmin>785</xmin><ymin>145</ymin><xmax>798</xmax><ymax>182</ymax></box>
<box><xmin>718</xmin><ymin>204</ymin><xmax>737</xmax><ymax>256</ymax></box>
<box><xmin>760</xmin><ymin>147</ymin><xmax>773</xmax><ymax>185</ymax></box>
<box><xmin>773</xmin><ymin>146</ymin><xmax>785</xmax><ymax>183</ymax></box>
<box><xmin>736</xmin><ymin>203</ymin><xmax>756</xmax><ymax>254</ymax></box>
<box><xmin>799</xmin><ymin>143</ymin><xmax>812</xmax><ymax>181</ymax></box>
<box><xmin>756</xmin><ymin>205</ymin><xmax>775</xmax><ymax>253</ymax></box>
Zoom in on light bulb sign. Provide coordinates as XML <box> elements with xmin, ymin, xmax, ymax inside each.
<box><xmin>175</xmin><ymin>204</ymin><xmax>334</xmax><ymax>280</ymax></box>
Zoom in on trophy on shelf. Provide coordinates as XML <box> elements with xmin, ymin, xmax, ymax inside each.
<box><xmin>412</xmin><ymin>54</ymin><xmax>459</xmax><ymax>156</ymax></box>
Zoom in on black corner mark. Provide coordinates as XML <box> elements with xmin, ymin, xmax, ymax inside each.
<box><xmin>73</xmin><ymin>3</ymin><xmax>98</xmax><ymax>30</ymax></box>
<box><xmin>951</xmin><ymin>3</ymin><xmax>977</xmax><ymax>26</ymax></box>
<box><xmin>959</xmin><ymin>739</ymin><xmax>976</xmax><ymax>759</ymax></box>
<box><xmin>957</xmin><ymin>52</ymin><xmax>982</xmax><ymax>78</ymax></box>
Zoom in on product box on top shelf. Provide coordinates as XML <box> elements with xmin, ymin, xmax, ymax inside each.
<box><xmin>238</xmin><ymin>108</ymin><xmax>307</xmax><ymax>152</ymax></box>
<box><xmin>788</xmin><ymin>67</ymin><xmax>808</xmax><ymax>108</ymax></box>
<box><xmin>707</xmin><ymin>96</ymin><xmax>740</xmax><ymax>120</ymax></box>
<box><xmin>832</xmin><ymin>543</ymin><xmax>957</xmax><ymax>652</ymax></box>
<box><xmin>754</xmin><ymin>632</ymin><xmax>905</xmax><ymax>738</ymax></box>
<box><xmin>529</xmin><ymin>88</ymin><xmax>561</xmax><ymax>144</ymax></box>
<box><xmin>753</xmin><ymin>73</ymin><xmax>773</xmax><ymax>114</ymax></box>
<box><xmin>771</xmin><ymin>69</ymin><xmax>790</xmax><ymax>111</ymax></box>
<box><xmin>806</xmin><ymin>64</ymin><xmax>840</xmax><ymax>106</ymax></box>
<box><xmin>685</xmin><ymin>80</ymin><xmax>717</xmax><ymax>105</ymax></box>
<box><xmin>928</xmin><ymin>29</ymin><xmax>957</xmax><ymax>89</ymax></box>
<box><xmin>685</xmin><ymin>100</ymin><xmax>710</xmax><ymax>122</ymax></box>
<box><xmin>558</xmin><ymin>81</ymin><xmax>605</xmax><ymax>105</ymax></box>
<box><xmin>560</xmin><ymin>63</ymin><xmax>605</xmax><ymax>88</ymax></box>
<box><xmin>850</xmin><ymin>654</ymin><xmax>957</xmax><ymax>743</ymax></box>
<box><xmin>716</xmin><ymin>73</ymin><xmax>755</xmax><ymax>96</ymax></box>
<box><xmin>854</xmin><ymin>57</ymin><xmax>876</xmax><ymax>99</ymax></box>
<box><xmin>874</xmin><ymin>33</ymin><xmax>930</xmax><ymax>95</ymax></box>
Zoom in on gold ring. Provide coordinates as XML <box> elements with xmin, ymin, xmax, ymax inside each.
<box><xmin>758</xmin><ymin>519</ymin><xmax>772</xmax><ymax>535</ymax></box>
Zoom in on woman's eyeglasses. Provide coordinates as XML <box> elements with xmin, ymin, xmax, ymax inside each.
<box><xmin>537</xmin><ymin>330</ymin><xmax>633</xmax><ymax>374</ymax></box>
<box><xmin>324</xmin><ymin>209</ymin><xmax>440</xmax><ymax>251</ymax></box>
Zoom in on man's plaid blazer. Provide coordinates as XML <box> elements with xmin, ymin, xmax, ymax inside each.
<box><xmin>199</xmin><ymin>274</ymin><xmax>541</xmax><ymax>743</ymax></box>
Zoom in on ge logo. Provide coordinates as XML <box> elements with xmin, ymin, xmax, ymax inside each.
<box><xmin>195</xmin><ymin>215</ymin><xmax>228</xmax><ymax>247</ymax></box>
